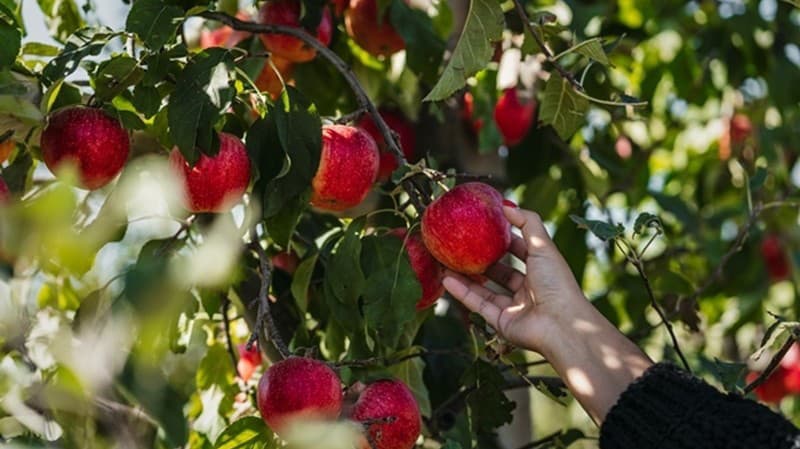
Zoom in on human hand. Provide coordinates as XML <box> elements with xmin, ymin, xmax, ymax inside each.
<box><xmin>442</xmin><ymin>206</ymin><xmax>589</xmax><ymax>356</ymax></box>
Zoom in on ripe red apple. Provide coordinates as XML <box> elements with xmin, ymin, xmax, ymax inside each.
<box><xmin>200</xmin><ymin>11</ymin><xmax>253</xmax><ymax>49</ymax></box>
<box><xmin>421</xmin><ymin>182</ymin><xmax>511</xmax><ymax>274</ymax></box>
<box><xmin>730</xmin><ymin>114</ymin><xmax>753</xmax><ymax>144</ymax></box>
<box><xmin>259</xmin><ymin>0</ymin><xmax>333</xmax><ymax>63</ymax></box>
<box><xmin>257</xmin><ymin>357</ymin><xmax>343</xmax><ymax>434</ymax></box>
<box><xmin>169</xmin><ymin>132</ymin><xmax>251</xmax><ymax>213</ymax></box>
<box><xmin>40</xmin><ymin>106</ymin><xmax>130</xmax><ymax>190</ymax></box>
<box><xmin>272</xmin><ymin>250</ymin><xmax>300</xmax><ymax>275</ymax></box>
<box><xmin>493</xmin><ymin>88</ymin><xmax>536</xmax><ymax>146</ymax></box>
<box><xmin>345</xmin><ymin>0</ymin><xmax>405</xmax><ymax>57</ymax></box>
<box><xmin>389</xmin><ymin>229</ymin><xmax>444</xmax><ymax>310</ymax></box>
<box><xmin>350</xmin><ymin>379</ymin><xmax>421</xmax><ymax>449</ymax></box>
<box><xmin>310</xmin><ymin>124</ymin><xmax>379</xmax><ymax>211</ymax></box>
<box><xmin>747</xmin><ymin>369</ymin><xmax>789</xmax><ymax>403</ymax></box>
<box><xmin>0</xmin><ymin>138</ymin><xmax>13</xmax><ymax>164</ymax></box>
<box><xmin>255</xmin><ymin>56</ymin><xmax>295</xmax><ymax>100</ymax></box>
<box><xmin>357</xmin><ymin>110</ymin><xmax>416</xmax><ymax>182</ymax></box>
<box><xmin>760</xmin><ymin>235</ymin><xmax>790</xmax><ymax>282</ymax></box>
<box><xmin>237</xmin><ymin>342</ymin><xmax>263</xmax><ymax>381</ymax></box>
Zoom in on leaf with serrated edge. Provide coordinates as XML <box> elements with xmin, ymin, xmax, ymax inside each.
<box><xmin>423</xmin><ymin>0</ymin><xmax>504</xmax><ymax>101</ymax></box>
<box><xmin>539</xmin><ymin>72</ymin><xmax>589</xmax><ymax>139</ymax></box>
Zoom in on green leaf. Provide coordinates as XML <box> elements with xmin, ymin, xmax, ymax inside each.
<box><xmin>215</xmin><ymin>417</ymin><xmax>274</xmax><ymax>449</ymax></box>
<box><xmin>93</xmin><ymin>55</ymin><xmax>144</xmax><ymax>102</ymax></box>
<box><xmin>197</xmin><ymin>344</ymin><xmax>235</xmax><ymax>390</ymax></box>
<box><xmin>0</xmin><ymin>22</ymin><xmax>21</xmax><ymax>70</ymax></box>
<box><xmin>36</xmin><ymin>0</ymin><xmax>85</xmax><ymax>42</ymax></box>
<box><xmin>324</xmin><ymin>218</ymin><xmax>366</xmax><ymax>330</ymax></box>
<box><xmin>388</xmin><ymin>347</ymin><xmax>432</xmax><ymax>417</ymax></box>
<box><xmin>423</xmin><ymin>0</ymin><xmax>504</xmax><ymax>101</ymax></box>
<box><xmin>462</xmin><ymin>360</ymin><xmax>515</xmax><ymax>433</ymax></box>
<box><xmin>42</xmin><ymin>79</ymin><xmax>82</xmax><ymax>113</ymax></box>
<box><xmin>265</xmin><ymin>190</ymin><xmax>309</xmax><ymax>247</ymax></box>
<box><xmin>569</xmin><ymin>215</ymin><xmax>624</xmax><ymax>241</ymax></box>
<box><xmin>126</xmin><ymin>0</ymin><xmax>185</xmax><ymax>50</ymax></box>
<box><xmin>633</xmin><ymin>212</ymin><xmax>663</xmax><ymax>236</ymax></box>
<box><xmin>21</xmin><ymin>42</ymin><xmax>60</xmax><ymax>56</ymax></box>
<box><xmin>168</xmin><ymin>48</ymin><xmax>235</xmax><ymax>164</ymax></box>
<box><xmin>561</xmin><ymin>37</ymin><xmax>610</xmax><ymax>66</ymax></box>
<box><xmin>41</xmin><ymin>27</ymin><xmax>115</xmax><ymax>85</ymax></box>
<box><xmin>131</xmin><ymin>84</ymin><xmax>162</xmax><ymax>118</ymax></box>
<box><xmin>291</xmin><ymin>253</ymin><xmax>318</xmax><ymax>313</ymax></box>
<box><xmin>361</xmin><ymin>235</ymin><xmax>422</xmax><ymax>348</ymax></box>
<box><xmin>390</xmin><ymin>0</ymin><xmax>445</xmax><ymax>84</ymax></box>
<box><xmin>539</xmin><ymin>72</ymin><xmax>589</xmax><ymax>139</ymax></box>
<box><xmin>2</xmin><ymin>149</ymin><xmax>34</xmax><ymax>195</ymax></box>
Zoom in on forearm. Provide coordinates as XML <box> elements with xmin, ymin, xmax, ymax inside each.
<box><xmin>540</xmin><ymin>300</ymin><xmax>653</xmax><ymax>425</ymax></box>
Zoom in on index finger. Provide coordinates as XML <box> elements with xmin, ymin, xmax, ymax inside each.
<box><xmin>503</xmin><ymin>206</ymin><xmax>552</xmax><ymax>253</ymax></box>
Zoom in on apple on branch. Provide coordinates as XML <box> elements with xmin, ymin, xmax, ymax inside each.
<box><xmin>357</xmin><ymin>109</ymin><xmax>416</xmax><ymax>182</ymax></box>
<box><xmin>389</xmin><ymin>229</ymin><xmax>444</xmax><ymax>310</ymax></box>
<box><xmin>259</xmin><ymin>0</ymin><xmax>333</xmax><ymax>63</ymax></box>
<box><xmin>40</xmin><ymin>106</ymin><xmax>130</xmax><ymax>190</ymax></box>
<box><xmin>349</xmin><ymin>379</ymin><xmax>421</xmax><ymax>449</ymax></box>
<box><xmin>257</xmin><ymin>357</ymin><xmax>343</xmax><ymax>435</ymax></box>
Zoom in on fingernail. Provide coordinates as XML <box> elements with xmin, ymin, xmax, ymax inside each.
<box><xmin>502</xmin><ymin>199</ymin><xmax>518</xmax><ymax>208</ymax></box>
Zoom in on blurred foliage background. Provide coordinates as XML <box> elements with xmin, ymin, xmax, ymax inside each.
<box><xmin>1</xmin><ymin>0</ymin><xmax>800</xmax><ymax>448</ymax></box>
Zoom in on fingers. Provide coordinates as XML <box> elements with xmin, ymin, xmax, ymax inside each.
<box><xmin>443</xmin><ymin>273</ymin><xmax>512</xmax><ymax>324</ymax></box>
<box><xmin>503</xmin><ymin>206</ymin><xmax>552</xmax><ymax>253</ymax></box>
<box><xmin>508</xmin><ymin>235</ymin><xmax>527</xmax><ymax>260</ymax></box>
<box><xmin>485</xmin><ymin>262</ymin><xmax>525</xmax><ymax>292</ymax></box>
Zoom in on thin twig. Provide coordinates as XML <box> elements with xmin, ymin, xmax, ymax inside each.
<box><xmin>332</xmin><ymin>348</ymin><xmax>469</xmax><ymax>368</ymax></box>
<box><xmin>250</xmin><ymin>236</ymin><xmax>290</xmax><ymax>359</ymax></box>
<box><xmin>333</xmin><ymin>107</ymin><xmax>367</xmax><ymax>124</ymax></box>
<box><xmin>744</xmin><ymin>330</ymin><xmax>799</xmax><ymax>394</ymax></box>
<box><xmin>221</xmin><ymin>297</ymin><xmax>240</xmax><ymax>376</ymax></box>
<box><xmin>617</xmin><ymin>240</ymin><xmax>691</xmax><ymax>372</ymax></box>
<box><xmin>510</xmin><ymin>0</ymin><xmax>583</xmax><ymax>91</ymax></box>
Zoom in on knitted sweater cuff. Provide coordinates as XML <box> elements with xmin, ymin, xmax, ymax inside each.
<box><xmin>599</xmin><ymin>363</ymin><xmax>713</xmax><ymax>449</ymax></box>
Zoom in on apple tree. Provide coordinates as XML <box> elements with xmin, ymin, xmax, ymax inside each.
<box><xmin>1</xmin><ymin>0</ymin><xmax>800</xmax><ymax>448</ymax></box>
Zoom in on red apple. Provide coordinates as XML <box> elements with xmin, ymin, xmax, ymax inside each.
<box><xmin>747</xmin><ymin>369</ymin><xmax>789</xmax><ymax>403</ymax></box>
<box><xmin>200</xmin><ymin>11</ymin><xmax>253</xmax><ymax>49</ymax></box>
<box><xmin>272</xmin><ymin>250</ymin><xmax>300</xmax><ymax>275</ymax></box>
<box><xmin>730</xmin><ymin>114</ymin><xmax>753</xmax><ymax>144</ymax></box>
<box><xmin>169</xmin><ymin>132</ymin><xmax>251</xmax><ymax>213</ymax></box>
<box><xmin>40</xmin><ymin>106</ymin><xmax>130</xmax><ymax>190</ymax></box>
<box><xmin>493</xmin><ymin>88</ymin><xmax>536</xmax><ymax>146</ymax></box>
<box><xmin>421</xmin><ymin>182</ymin><xmax>511</xmax><ymax>274</ymax></box>
<box><xmin>259</xmin><ymin>0</ymin><xmax>333</xmax><ymax>63</ymax></box>
<box><xmin>389</xmin><ymin>229</ymin><xmax>444</xmax><ymax>310</ymax></box>
<box><xmin>237</xmin><ymin>342</ymin><xmax>263</xmax><ymax>381</ymax></box>
<box><xmin>0</xmin><ymin>138</ymin><xmax>13</xmax><ymax>164</ymax></box>
<box><xmin>761</xmin><ymin>235</ymin><xmax>790</xmax><ymax>282</ymax></box>
<box><xmin>255</xmin><ymin>56</ymin><xmax>295</xmax><ymax>100</ymax></box>
<box><xmin>350</xmin><ymin>379</ymin><xmax>420</xmax><ymax>449</ymax></box>
<box><xmin>345</xmin><ymin>0</ymin><xmax>405</xmax><ymax>57</ymax></box>
<box><xmin>357</xmin><ymin>110</ymin><xmax>416</xmax><ymax>182</ymax></box>
<box><xmin>310</xmin><ymin>124</ymin><xmax>379</xmax><ymax>211</ymax></box>
<box><xmin>257</xmin><ymin>357</ymin><xmax>343</xmax><ymax>435</ymax></box>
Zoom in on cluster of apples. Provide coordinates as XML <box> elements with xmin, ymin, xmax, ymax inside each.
<box><xmin>748</xmin><ymin>344</ymin><xmax>800</xmax><ymax>404</ymax></box>
<box><xmin>255</xmin><ymin>356</ymin><xmax>421</xmax><ymax>449</ymax></box>
<box><xmin>199</xmin><ymin>0</ymin><xmax>406</xmax><ymax>100</ymax></box>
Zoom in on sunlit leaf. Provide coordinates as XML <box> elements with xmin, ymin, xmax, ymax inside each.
<box><xmin>539</xmin><ymin>72</ymin><xmax>589</xmax><ymax>139</ymax></box>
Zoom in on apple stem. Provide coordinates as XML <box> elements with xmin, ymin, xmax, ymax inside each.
<box><xmin>744</xmin><ymin>330</ymin><xmax>799</xmax><ymax>394</ymax></box>
<box><xmin>198</xmin><ymin>11</ymin><xmax>432</xmax><ymax>214</ymax></box>
<box><xmin>250</xmin><ymin>235</ymin><xmax>291</xmax><ymax>360</ymax></box>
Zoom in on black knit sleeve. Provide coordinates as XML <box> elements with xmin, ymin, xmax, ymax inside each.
<box><xmin>599</xmin><ymin>363</ymin><xmax>800</xmax><ymax>449</ymax></box>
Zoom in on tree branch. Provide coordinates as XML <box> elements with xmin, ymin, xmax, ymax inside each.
<box><xmin>510</xmin><ymin>0</ymin><xmax>583</xmax><ymax>91</ymax></box>
<box><xmin>744</xmin><ymin>328</ymin><xmax>800</xmax><ymax>394</ymax></box>
<box><xmin>250</xmin><ymin>236</ymin><xmax>290</xmax><ymax>359</ymax></box>
<box><xmin>221</xmin><ymin>296</ymin><xmax>240</xmax><ymax>376</ymax></box>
